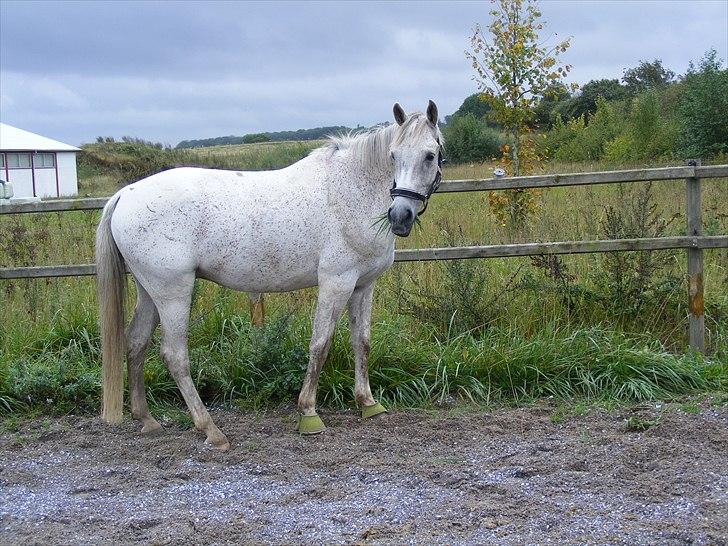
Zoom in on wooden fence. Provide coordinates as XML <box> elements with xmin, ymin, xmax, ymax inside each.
<box><xmin>2</xmin><ymin>163</ymin><xmax>727</xmax><ymax>353</ymax></box>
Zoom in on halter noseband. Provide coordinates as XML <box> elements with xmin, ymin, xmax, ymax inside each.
<box><xmin>389</xmin><ymin>148</ymin><xmax>443</xmax><ymax>216</ymax></box>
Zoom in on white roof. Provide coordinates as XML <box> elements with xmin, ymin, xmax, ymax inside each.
<box><xmin>0</xmin><ymin>123</ymin><xmax>80</xmax><ymax>152</ymax></box>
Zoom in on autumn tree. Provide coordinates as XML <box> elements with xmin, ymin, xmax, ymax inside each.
<box><xmin>467</xmin><ymin>0</ymin><xmax>574</xmax><ymax>229</ymax></box>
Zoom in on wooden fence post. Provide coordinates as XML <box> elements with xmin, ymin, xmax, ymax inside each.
<box><xmin>685</xmin><ymin>159</ymin><xmax>704</xmax><ymax>352</ymax></box>
<box><xmin>249</xmin><ymin>293</ymin><xmax>265</xmax><ymax>327</ymax></box>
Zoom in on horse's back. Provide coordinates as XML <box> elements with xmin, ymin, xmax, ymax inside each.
<box><xmin>110</xmin><ymin>165</ymin><xmax>326</xmax><ymax>291</ymax></box>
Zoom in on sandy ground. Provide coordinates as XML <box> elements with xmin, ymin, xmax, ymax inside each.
<box><xmin>1</xmin><ymin>401</ymin><xmax>726</xmax><ymax>545</ymax></box>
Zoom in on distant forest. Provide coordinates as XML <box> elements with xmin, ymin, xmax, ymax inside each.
<box><xmin>176</xmin><ymin>126</ymin><xmax>362</xmax><ymax>149</ymax></box>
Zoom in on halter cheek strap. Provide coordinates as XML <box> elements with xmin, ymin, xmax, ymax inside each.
<box><xmin>389</xmin><ymin>149</ymin><xmax>443</xmax><ymax>216</ymax></box>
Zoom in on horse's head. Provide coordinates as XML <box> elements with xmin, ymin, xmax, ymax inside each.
<box><xmin>387</xmin><ymin>100</ymin><xmax>443</xmax><ymax>237</ymax></box>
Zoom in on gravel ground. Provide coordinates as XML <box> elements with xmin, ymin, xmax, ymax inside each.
<box><xmin>1</xmin><ymin>401</ymin><xmax>726</xmax><ymax>545</ymax></box>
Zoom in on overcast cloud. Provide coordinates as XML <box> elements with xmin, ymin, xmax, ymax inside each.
<box><xmin>1</xmin><ymin>0</ymin><xmax>726</xmax><ymax>146</ymax></box>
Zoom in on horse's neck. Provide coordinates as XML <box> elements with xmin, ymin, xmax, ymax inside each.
<box><xmin>336</xmin><ymin>152</ymin><xmax>392</xmax><ymax>212</ymax></box>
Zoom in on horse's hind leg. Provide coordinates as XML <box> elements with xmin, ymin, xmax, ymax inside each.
<box><xmin>126</xmin><ymin>280</ymin><xmax>162</xmax><ymax>434</ymax></box>
<box><xmin>155</xmin><ymin>278</ymin><xmax>230</xmax><ymax>450</ymax></box>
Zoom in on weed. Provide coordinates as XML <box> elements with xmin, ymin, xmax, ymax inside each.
<box><xmin>597</xmin><ymin>182</ymin><xmax>681</xmax><ymax>315</ymax></box>
<box><xmin>625</xmin><ymin>415</ymin><xmax>661</xmax><ymax>432</ymax></box>
<box><xmin>550</xmin><ymin>407</ymin><xmax>567</xmax><ymax>424</ymax></box>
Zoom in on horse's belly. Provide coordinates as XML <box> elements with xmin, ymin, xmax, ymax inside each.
<box><xmin>196</xmin><ymin>226</ymin><xmax>322</xmax><ymax>292</ymax></box>
<box><xmin>198</xmin><ymin>249</ymin><xmax>320</xmax><ymax>292</ymax></box>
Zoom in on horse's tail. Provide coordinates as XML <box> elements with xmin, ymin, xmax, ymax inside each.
<box><xmin>95</xmin><ymin>193</ymin><xmax>126</xmax><ymax>424</ymax></box>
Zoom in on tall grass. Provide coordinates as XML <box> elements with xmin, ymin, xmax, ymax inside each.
<box><xmin>77</xmin><ymin>139</ymin><xmax>322</xmax><ymax>196</ymax></box>
<box><xmin>1</xmin><ymin>304</ymin><xmax>723</xmax><ymax>416</ymax></box>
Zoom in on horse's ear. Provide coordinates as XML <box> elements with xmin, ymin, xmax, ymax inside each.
<box><xmin>426</xmin><ymin>100</ymin><xmax>438</xmax><ymax>126</ymax></box>
<box><xmin>393</xmin><ymin>103</ymin><xmax>406</xmax><ymax>126</ymax></box>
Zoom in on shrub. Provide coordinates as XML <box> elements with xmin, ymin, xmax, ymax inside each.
<box><xmin>678</xmin><ymin>49</ymin><xmax>728</xmax><ymax>157</ymax></box>
<box><xmin>628</xmin><ymin>91</ymin><xmax>679</xmax><ymax>159</ymax></box>
<box><xmin>242</xmin><ymin>133</ymin><xmax>271</xmax><ymax>144</ymax></box>
<box><xmin>441</xmin><ymin>114</ymin><xmax>503</xmax><ymax>164</ymax></box>
<box><xmin>547</xmin><ymin>98</ymin><xmax>622</xmax><ymax>162</ymax></box>
<box><xmin>595</xmin><ymin>182</ymin><xmax>681</xmax><ymax>315</ymax></box>
<box><xmin>602</xmin><ymin>91</ymin><xmax>679</xmax><ymax>162</ymax></box>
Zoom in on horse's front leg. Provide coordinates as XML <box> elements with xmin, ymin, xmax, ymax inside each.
<box><xmin>348</xmin><ymin>281</ymin><xmax>387</xmax><ymax>419</ymax></box>
<box><xmin>297</xmin><ymin>276</ymin><xmax>355</xmax><ymax>434</ymax></box>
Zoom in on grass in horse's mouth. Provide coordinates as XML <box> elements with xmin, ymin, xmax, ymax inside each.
<box><xmin>371</xmin><ymin>213</ymin><xmax>392</xmax><ymax>237</ymax></box>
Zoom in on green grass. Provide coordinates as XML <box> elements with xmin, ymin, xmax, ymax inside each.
<box><xmin>624</xmin><ymin>415</ymin><xmax>661</xmax><ymax>432</ymax></box>
<box><xmin>77</xmin><ymin>139</ymin><xmax>322</xmax><ymax>196</ymax></box>
<box><xmin>1</xmin><ymin>140</ymin><xmax>727</xmax><ymax>417</ymax></box>
<box><xmin>0</xmin><ymin>303</ymin><xmax>725</xmax><ymax>417</ymax></box>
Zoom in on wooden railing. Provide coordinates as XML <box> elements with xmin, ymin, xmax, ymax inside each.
<box><xmin>2</xmin><ymin>164</ymin><xmax>727</xmax><ymax>352</ymax></box>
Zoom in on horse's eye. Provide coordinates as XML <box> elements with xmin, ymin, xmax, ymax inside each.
<box><xmin>425</xmin><ymin>152</ymin><xmax>435</xmax><ymax>162</ymax></box>
<box><xmin>390</xmin><ymin>152</ymin><xmax>395</xmax><ymax>161</ymax></box>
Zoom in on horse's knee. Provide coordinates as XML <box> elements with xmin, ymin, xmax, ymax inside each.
<box><xmin>126</xmin><ymin>341</ymin><xmax>147</xmax><ymax>366</ymax></box>
<box><xmin>160</xmin><ymin>343</ymin><xmax>188</xmax><ymax>375</ymax></box>
<box><xmin>309</xmin><ymin>337</ymin><xmax>330</xmax><ymax>362</ymax></box>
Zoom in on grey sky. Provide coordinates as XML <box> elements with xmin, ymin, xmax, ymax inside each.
<box><xmin>1</xmin><ymin>0</ymin><xmax>726</xmax><ymax>146</ymax></box>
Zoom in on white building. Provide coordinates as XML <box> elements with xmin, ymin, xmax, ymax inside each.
<box><xmin>0</xmin><ymin>123</ymin><xmax>80</xmax><ymax>198</ymax></box>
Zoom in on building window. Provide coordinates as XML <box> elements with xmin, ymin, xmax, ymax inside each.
<box><xmin>34</xmin><ymin>152</ymin><xmax>56</xmax><ymax>168</ymax></box>
<box><xmin>7</xmin><ymin>153</ymin><xmax>31</xmax><ymax>169</ymax></box>
<box><xmin>0</xmin><ymin>154</ymin><xmax>4</xmax><ymax>168</ymax></box>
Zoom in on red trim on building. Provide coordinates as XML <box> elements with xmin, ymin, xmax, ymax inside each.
<box><xmin>54</xmin><ymin>152</ymin><xmax>60</xmax><ymax>197</ymax></box>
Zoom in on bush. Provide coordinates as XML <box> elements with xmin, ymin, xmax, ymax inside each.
<box><xmin>678</xmin><ymin>49</ymin><xmax>728</xmax><ymax>157</ymax></box>
<box><xmin>595</xmin><ymin>183</ymin><xmax>681</xmax><ymax>315</ymax></box>
<box><xmin>242</xmin><ymin>133</ymin><xmax>271</xmax><ymax>144</ymax></box>
<box><xmin>545</xmin><ymin>91</ymin><xmax>682</xmax><ymax>163</ymax></box>
<box><xmin>441</xmin><ymin>114</ymin><xmax>503</xmax><ymax>164</ymax></box>
<box><xmin>544</xmin><ymin>98</ymin><xmax>622</xmax><ymax>162</ymax></box>
<box><xmin>603</xmin><ymin>91</ymin><xmax>679</xmax><ymax>162</ymax></box>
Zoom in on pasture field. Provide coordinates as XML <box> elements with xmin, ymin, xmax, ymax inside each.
<box><xmin>1</xmin><ymin>139</ymin><xmax>727</xmax><ymax>418</ymax></box>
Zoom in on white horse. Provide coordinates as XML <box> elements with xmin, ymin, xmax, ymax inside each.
<box><xmin>96</xmin><ymin>101</ymin><xmax>443</xmax><ymax>450</ymax></box>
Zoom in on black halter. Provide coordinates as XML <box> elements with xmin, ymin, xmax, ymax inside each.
<box><xmin>389</xmin><ymin>148</ymin><xmax>443</xmax><ymax>216</ymax></box>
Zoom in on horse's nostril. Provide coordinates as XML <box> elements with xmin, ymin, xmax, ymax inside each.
<box><xmin>403</xmin><ymin>208</ymin><xmax>413</xmax><ymax>222</ymax></box>
<box><xmin>387</xmin><ymin>208</ymin><xmax>394</xmax><ymax>222</ymax></box>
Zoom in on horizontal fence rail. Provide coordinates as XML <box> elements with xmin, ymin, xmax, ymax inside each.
<box><xmin>395</xmin><ymin>236</ymin><xmax>728</xmax><ymax>262</ymax></box>
<box><xmin>2</xmin><ymin>165</ymin><xmax>728</xmax><ymax>215</ymax></box>
<box><xmin>2</xmin><ymin>163</ymin><xmax>727</xmax><ymax>352</ymax></box>
<box><xmin>3</xmin><ymin>236</ymin><xmax>726</xmax><ymax>280</ymax></box>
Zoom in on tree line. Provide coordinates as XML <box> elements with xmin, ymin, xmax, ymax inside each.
<box><xmin>176</xmin><ymin>126</ymin><xmax>359</xmax><ymax>149</ymax></box>
<box><xmin>443</xmin><ymin>50</ymin><xmax>728</xmax><ymax>164</ymax></box>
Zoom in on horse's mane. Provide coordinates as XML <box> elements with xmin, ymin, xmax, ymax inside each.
<box><xmin>321</xmin><ymin>113</ymin><xmax>441</xmax><ymax>172</ymax></box>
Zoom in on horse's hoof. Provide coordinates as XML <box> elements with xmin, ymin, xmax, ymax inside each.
<box><xmin>361</xmin><ymin>402</ymin><xmax>388</xmax><ymax>420</ymax></box>
<box><xmin>297</xmin><ymin>414</ymin><xmax>326</xmax><ymax>435</ymax></box>
<box><xmin>204</xmin><ymin>429</ymin><xmax>231</xmax><ymax>451</ymax></box>
<box><xmin>204</xmin><ymin>436</ymin><xmax>231</xmax><ymax>451</ymax></box>
<box><xmin>141</xmin><ymin>420</ymin><xmax>163</xmax><ymax>435</ymax></box>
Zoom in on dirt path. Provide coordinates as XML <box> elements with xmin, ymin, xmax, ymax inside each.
<box><xmin>1</xmin><ymin>402</ymin><xmax>726</xmax><ymax>545</ymax></box>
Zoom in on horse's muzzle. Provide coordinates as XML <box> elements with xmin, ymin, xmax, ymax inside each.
<box><xmin>388</xmin><ymin>202</ymin><xmax>415</xmax><ymax>237</ymax></box>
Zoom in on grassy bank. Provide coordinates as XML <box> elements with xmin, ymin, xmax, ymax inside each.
<box><xmin>1</xmin><ymin>301</ymin><xmax>724</xmax><ymax>416</ymax></box>
<box><xmin>1</xmin><ymin>139</ymin><xmax>727</xmax><ymax>416</ymax></box>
